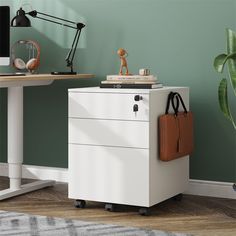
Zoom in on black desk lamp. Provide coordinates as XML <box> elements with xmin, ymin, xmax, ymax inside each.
<box><xmin>11</xmin><ymin>7</ymin><xmax>85</xmax><ymax>75</ymax></box>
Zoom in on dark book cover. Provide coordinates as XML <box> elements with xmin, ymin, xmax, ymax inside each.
<box><xmin>100</xmin><ymin>83</ymin><xmax>163</xmax><ymax>89</ymax></box>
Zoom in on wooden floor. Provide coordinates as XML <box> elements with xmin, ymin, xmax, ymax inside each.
<box><xmin>0</xmin><ymin>177</ymin><xmax>235</xmax><ymax>236</ymax></box>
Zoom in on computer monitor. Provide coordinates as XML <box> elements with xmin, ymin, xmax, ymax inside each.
<box><xmin>0</xmin><ymin>6</ymin><xmax>10</xmax><ymax>66</ymax></box>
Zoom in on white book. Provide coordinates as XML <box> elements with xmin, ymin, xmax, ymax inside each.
<box><xmin>107</xmin><ymin>75</ymin><xmax>157</xmax><ymax>81</ymax></box>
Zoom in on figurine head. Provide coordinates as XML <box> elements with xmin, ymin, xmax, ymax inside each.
<box><xmin>117</xmin><ymin>48</ymin><xmax>127</xmax><ymax>57</ymax></box>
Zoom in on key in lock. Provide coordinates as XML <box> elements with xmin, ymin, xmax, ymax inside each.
<box><xmin>133</xmin><ymin>104</ymin><xmax>139</xmax><ymax>112</ymax></box>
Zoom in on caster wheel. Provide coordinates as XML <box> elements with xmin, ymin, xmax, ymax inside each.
<box><xmin>233</xmin><ymin>183</ymin><xmax>236</xmax><ymax>191</ymax></box>
<box><xmin>105</xmin><ymin>203</ymin><xmax>116</xmax><ymax>212</ymax></box>
<box><xmin>173</xmin><ymin>193</ymin><xmax>183</xmax><ymax>201</ymax></box>
<box><xmin>139</xmin><ymin>207</ymin><xmax>150</xmax><ymax>216</ymax></box>
<box><xmin>74</xmin><ymin>200</ymin><xmax>86</xmax><ymax>208</ymax></box>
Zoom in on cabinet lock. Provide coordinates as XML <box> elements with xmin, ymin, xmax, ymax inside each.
<box><xmin>134</xmin><ymin>95</ymin><xmax>143</xmax><ymax>101</ymax></box>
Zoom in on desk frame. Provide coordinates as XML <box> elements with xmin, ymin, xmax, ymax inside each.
<box><xmin>0</xmin><ymin>74</ymin><xmax>93</xmax><ymax>200</ymax></box>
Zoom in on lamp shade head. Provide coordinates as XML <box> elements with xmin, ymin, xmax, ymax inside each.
<box><xmin>11</xmin><ymin>8</ymin><xmax>31</xmax><ymax>27</ymax></box>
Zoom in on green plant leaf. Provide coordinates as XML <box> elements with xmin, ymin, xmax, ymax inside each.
<box><xmin>214</xmin><ymin>54</ymin><xmax>228</xmax><ymax>73</ymax></box>
<box><xmin>214</xmin><ymin>52</ymin><xmax>236</xmax><ymax>73</ymax></box>
<box><xmin>218</xmin><ymin>78</ymin><xmax>236</xmax><ymax>129</ymax></box>
<box><xmin>226</xmin><ymin>29</ymin><xmax>236</xmax><ymax>95</ymax></box>
<box><xmin>226</xmin><ymin>28</ymin><xmax>236</xmax><ymax>54</ymax></box>
<box><xmin>227</xmin><ymin>59</ymin><xmax>236</xmax><ymax>95</ymax></box>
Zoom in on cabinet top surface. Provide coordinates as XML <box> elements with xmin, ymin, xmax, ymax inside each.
<box><xmin>68</xmin><ymin>86</ymin><xmax>189</xmax><ymax>94</ymax></box>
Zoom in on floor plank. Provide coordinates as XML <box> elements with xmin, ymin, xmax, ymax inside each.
<box><xmin>0</xmin><ymin>177</ymin><xmax>235</xmax><ymax>236</ymax></box>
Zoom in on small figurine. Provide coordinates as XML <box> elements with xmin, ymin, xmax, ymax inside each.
<box><xmin>117</xmin><ymin>48</ymin><xmax>130</xmax><ymax>75</ymax></box>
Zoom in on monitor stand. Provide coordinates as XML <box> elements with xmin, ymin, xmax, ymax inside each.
<box><xmin>0</xmin><ymin>72</ymin><xmax>26</xmax><ymax>76</ymax></box>
<box><xmin>51</xmin><ymin>71</ymin><xmax>77</xmax><ymax>75</ymax></box>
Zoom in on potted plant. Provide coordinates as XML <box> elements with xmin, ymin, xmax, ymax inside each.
<box><xmin>214</xmin><ymin>28</ymin><xmax>236</xmax><ymax>190</ymax></box>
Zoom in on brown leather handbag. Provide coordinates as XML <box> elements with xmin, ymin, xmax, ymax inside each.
<box><xmin>159</xmin><ymin>92</ymin><xmax>194</xmax><ymax>161</ymax></box>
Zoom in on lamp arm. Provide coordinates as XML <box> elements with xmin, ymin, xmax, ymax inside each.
<box><xmin>28</xmin><ymin>11</ymin><xmax>78</xmax><ymax>29</ymax></box>
<box><xmin>28</xmin><ymin>10</ymin><xmax>77</xmax><ymax>25</ymax></box>
<box><xmin>34</xmin><ymin>11</ymin><xmax>77</xmax><ymax>25</ymax></box>
<box><xmin>33</xmin><ymin>16</ymin><xmax>77</xmax><ymax>29</ymax></box>
<box><xmin>70</xmin><ymin>29</ymin><xmax>82</xmax><ymax>65</ymax></box>
<box><xmin>27</xmin><ymin>9</ymin><xmax>85</xmax><ymax>73</ymax></box>
<box><xmin>66</xmin><ymin>25</ymin><xmax>84</xmax><ymax>63</ymax></box>
<box><xmin>66</xmin><ymin>29</ymin><xmax>83</xmax><ymax>73</ymax></box>
<box><xmin>66</xmin><ymin>29</ymin><xmax>79</xmax><ymax>65</ymax></box>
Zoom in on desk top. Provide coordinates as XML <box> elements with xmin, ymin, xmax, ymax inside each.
<box><xmin>0</xmin><ymin>73</ymin><xmax>95</xmax><ymax>88</ymax></box>
<box><xmin>0</xmin><ymin>73</ymin><xmax>94</xmax><ymax>82</ymax></box>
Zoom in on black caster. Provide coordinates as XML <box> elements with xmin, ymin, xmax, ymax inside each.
<box><xmin>233</xmin><ymin>183</ymin><xmax>236</xmax><ymax>191</ymax></box>
<box><xmin>105</xmin><ymin>203</ymin><xmax>116</xmax><ymax>212</ymax></box>
<box><xmin>139</xmin><ymin>207</ymin><xmax>150</xmax><ymax>216</ymax></box>
<box><xmin>172</xmin><ymin>193</ymin><xmax>183</xmax><ymax>201</ymax></box>
<box><xmin>74</xmin><ymin>199</ymin><xmax>86</xmax><ymax>208</ymax></box>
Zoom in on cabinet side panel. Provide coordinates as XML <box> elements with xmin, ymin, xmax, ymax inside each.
<box><xmin>149</xmin><ymin>88</ymin><xmax>190</xmax><ymax>205</ymax></box>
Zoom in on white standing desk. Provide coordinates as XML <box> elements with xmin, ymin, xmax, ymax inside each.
<box><xmin>0</xmin><ymin>73</ymin><xmax>94</xmax><ymax>200</ymax></box>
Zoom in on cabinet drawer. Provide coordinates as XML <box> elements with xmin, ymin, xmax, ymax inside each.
<box><xmin>68</xmin><ymin>144</ymin><xmax>149</xmax><ymax>206</ymax></box>
<box><xmin>68</xmin><ymin>92</ymin><xmax>149</xmax><ymax>121</ymax></box>
<box><xmin>69</xmin><ymin>118</ymin><xmax>149</xmax><ymax>148</ymax></box>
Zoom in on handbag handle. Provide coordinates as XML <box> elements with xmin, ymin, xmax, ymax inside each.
<box><xmin>165</xmin><ymin>92</ymin><xmax>187</xmax><ymax>115</ymax></box>
<box><xmin>173</xmin><ymin>92</ymin><xmax>188</xmax><ymax>115</ymax></box>
<box><xmin>165</xmin><ymin>92</ymin><xmax>179</xmax><ymax>114</ymax></box>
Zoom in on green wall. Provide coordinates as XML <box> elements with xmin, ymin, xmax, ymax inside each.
<box><xmin>0</xmin><ymin>0</ymin><xmax>235</xmax><ymax>182</ymax></box>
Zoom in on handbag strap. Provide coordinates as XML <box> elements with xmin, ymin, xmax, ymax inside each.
<box><xmin>165</xmin><ymin>92</ymin><xmax>187</xmax><ymax>115</ymax></box>
<box><xmin>173</xmin><ymin>92</ymin><xmax>188</xmax><ymax>114</ymax></box>
<box><xmin>165</xmin><ymin>92</ymin><xmax>179</xmax><ymax>114</ymax></box>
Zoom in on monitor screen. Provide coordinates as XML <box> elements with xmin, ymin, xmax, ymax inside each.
<box><xmin>0</xmin><ymin>6</ymin><xmax>10</xmax><ymax>66</ymax></box>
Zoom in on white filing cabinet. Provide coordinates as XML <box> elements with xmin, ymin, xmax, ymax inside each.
<box><xmin>68</xmin><ymin>86</ymin><xmax>189</xmax><ymax>214</ymax></box>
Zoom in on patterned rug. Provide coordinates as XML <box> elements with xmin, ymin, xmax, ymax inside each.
<box><xmin>0</xmin><ymin>210</ymin><xmax>191</xmax><ymax>236</ymax></box>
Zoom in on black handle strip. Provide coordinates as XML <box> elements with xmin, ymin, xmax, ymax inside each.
<box><xmin>174</xmin><ymin>92</ymin><xmax>188</xmax><ymax>113</ymax></box>
<box><xmin>165</xmin><ymin>92</ymin><xmax>179</xmax><ymax>114</ymax></box>
<box><xmin>165</xmin><ymin>91</ymin><xmax>187</xmax><ymax>115</ymax></box>
<box><xmin>165</xmin><ymin>92</ymin><xmax>173</xmax><ymax>114</ymax></box>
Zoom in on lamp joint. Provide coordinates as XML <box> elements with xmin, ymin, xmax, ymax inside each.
<box><xmin>77</xmin><ymin>23</ymin><xmax>85</xmax><ymax>30</ymax></box>
<box><xmin>28</xmin><ymin>11</ymin><xmax>37</xmax><ymax>17</ymax></box>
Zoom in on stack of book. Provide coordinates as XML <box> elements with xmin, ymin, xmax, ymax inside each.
<box><xmin>100</xmin><ymin>75</ymin><xmax>163</xmax><ymax>89</ymax></box>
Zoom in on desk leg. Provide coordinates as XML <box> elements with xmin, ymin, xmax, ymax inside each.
<box><xmin>8</xmin><ymin>86</ymin><xmax>23</xmax><ymax>190</ymax></box>
<box><xmin>0</xmin><ymin>87</ymin><xmax>55</xmax><ymax>200</ymax></box>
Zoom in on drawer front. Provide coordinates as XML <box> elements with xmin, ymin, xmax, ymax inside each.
<box><xmin>68</xmin><ymin>92</ymin><xmax>149</xmax><ymax>121</ymax></box>
<box><xmin>68</xmin><ymin>144</ymin><xmax>149</xmax><ymax>206</ymax></box>
<box><xmin>69</xmin><ymin>118</ymin><xmax>149</xmax><ymax>148</ymax></box>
